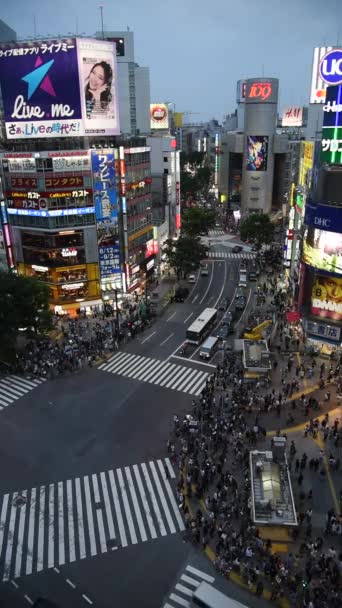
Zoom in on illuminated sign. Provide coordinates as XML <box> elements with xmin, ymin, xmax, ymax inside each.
<box><xmin>323</xmin><ymin>85</ymin><xmax>342</xmax><ymax>127</ymax></box>
<box><xmin>32</xmin><ymin>265</ymin><xmax>49</xmax><ymax>272</ymax></box>
<box><xmin>305</xmin><ymin>199</ymin><xmax>342</xmax><ymax>233</ymax></box>
<box><xmin>248</xmin><ymin>81</ymin><xmax>272</xmax><ymax>101</ymax></box>
<box><xmin>10</xmin><ymin>177</ymin><xmax>37</xmax><ymax>188</ymax></box>
<box><xmin>61</xmin><ymin>247</ymin><xmax>77</xmax><ymax>257</ymax></box>
<box><xmin>7</xmin><ymin>158</ymin><xmax>36</xmax><ymax>173</ymax></box>
<box><xmin>303</xmin><ymin>227</ymin><xmax>342</xmax><ymax>275</ymax></box>
<box><xmin>146</xmin><ymin>259</ymin><xmax>155</xmax><ymax>271</ymax></box>
<box><xmin>298</xmin><ymin>141</ymin><xmax>314</xmax><ymax>188</ymax></box>
<box><xmin>304</xmin><ymin>319</ymin><xmax>341</xmax><ymax>342</ymax></box>
<box><xmin>52</xmin><ymin>155</ymin><xmax>90</xmax><ymax>172</ymax></box>
<box><xmin>320</xmin><ymin>127</ymin><xmax>342</xmax><ymax>164</ymax></box>
<box><xmin>281</xmin><ymin>107</ymin><xmax>303</xmax><ymax>127</ymax></box>
<box><xmin>7</xmin><ymin>206</ymin><xmax>94</xmax><ymax>217</ymax></box>
<box><xmin>246</xmin><ymin>136</ymin><xmax>268</xmax><ymax>171</ymax></box>
<box><xmin>310</xmin><ymin>46</ymin><xmax>338</xmax><ymax>103</ymax></box>
<box><xmin>320</xmin><ymin>49</ymin><xmax>342</xmax><ymax>86</ymax></box>
<box><xmin>311</xmin><ymin>275</ymin><xmax>342</xmax><ymax>322</ymax></box>
<box><xmin>150</xmin><ymin>103</ymin><xmax>169</xmax><ymax>130</ymax></box>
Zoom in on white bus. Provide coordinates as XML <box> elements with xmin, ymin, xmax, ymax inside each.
<box><xmin>192</xmin><ymin>582</ymin><xmax>249</xmax><ymax>608</ymax></box>
<box><xmin>186</xmin><ymin>308</ymin><xmax>218</xmax><ymax>345</ymax></box>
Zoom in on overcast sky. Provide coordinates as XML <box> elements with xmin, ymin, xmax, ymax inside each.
<box><xmin>2</xmin><ymin>0</ymin><xmax>341</xmax><ymax>121</ymax></box>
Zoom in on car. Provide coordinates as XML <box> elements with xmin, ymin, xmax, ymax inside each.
<box><xmin>248</xmin><ymin>271</ymin><xmax>257</xmax><ymax>281</ymax></box>
<box><xmin>222</xmin><ymin>311</ymin><xmax>233</xmax><ymax>325</ymax></box>
<box><xmin>188</xmin><ymin>274</ymin><xmax>196</xmax><ymax>283</ymax></box>
<box><xmin>200</xmin><ymin>264</ymin><xmax>209</xmax><ymax>276</ymax></box>
<box><xmin>232</xmin><ymin>245</ymin><xmax>243</xmax><ymax>253</ymax></box>
<box><xmin>215</xmin><ymin>326</ymin><xmax>228</xmax><ymax>340</ymax></box>
<box><xmin>235</xmin><ymin>296</ymin><xmax>246</xmax><ymax>310</ymax></box>
<box><xmin>174</xmin><ymin>287</ymin><xmax>189</xmax><ymax>303</ymax></box>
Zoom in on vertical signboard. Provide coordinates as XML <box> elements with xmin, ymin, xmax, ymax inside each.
<box><xmin>0</xmin><ymin>38</ymin><xmax>120</xmax><ymax>138</ymax></box>
<box><xmin>150</xmin><ymin>104</ymin><xmax>169</xmax><ymax>130</ymax></box>
<box><xmin>91</xmin><ymin>150</ymin><xmax>120</xmax><ymax>280</ymax></box>
<box><xmin>320</xmin><ymin>84</ymin><xmax>342</xmax><ymax>164</ymax></box>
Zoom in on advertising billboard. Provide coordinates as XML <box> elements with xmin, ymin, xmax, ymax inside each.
<box><xmin>311</xmin><ymin>275</ymin><xmax>342</xmax><ymax>321</ymax></box>
<box><xmin>150</xmin><ymin>104</ymin><xmax>169</xmax><ymax>130</ymax></box>
<box><xmin>246</xmin><ymin>136</ymin><xmax>268</xmax><ymax>171</ymax></box>
<box><xmin>245</xmin><ymin>78</ymin><xmax>278</xmax><ymax>104</ymax></box>
<box><xmin>282</xmin><ymin>107</ymin><xmax>303</xmax><ymax>127</ymax></box>
<box><xmin>298</xmin><ymin>141</ymin><xmax>314</xmax><ymax>188</ymax></box>
<box><xmin>303</xmin><ymin>227</ymin><xmax>342</xmax><ymax>275</ymax></box>
<box><xmin>0</xmin><ymin>38</ymin><xmax>119</xmax><ymax>139</ymax></box>
<box><xmin>77</xmin><ymin>38</ymin><xmax>119</xmax><ymax>136</ymax></box>
<box><xmin>305</xmin><ymin>199</ymin><xmax>342</xmax><ymax>233</ymax></box>
<box><xmin>323</xmin><ymin>84</ymin><xmax>342</xmax><ymax>127</ymax></box>
<box><xmin>310</xmin><ymin>47</ymin><xmax>342</xmax><ymax>104</ymax></box>
<box><xmin>320</xmin><ymin>127</ymin><xmax>342</xmax><ymax>164</ymax></box>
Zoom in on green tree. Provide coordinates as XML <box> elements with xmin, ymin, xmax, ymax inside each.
<box><xmin>239</xmin><ymin>213</ymin><xmax>275</xmax><ymax>245</ymax></box>
<box><xmin>0</xmin><ymin>271</ymin><xmax>52</xmax><ymax>351</ymax></box>
<box><xmin>180</xmin><ymin>151</ymin><xmax>212</xmax><ymax>204</ymax></box>
<box><xmin>181</xmin><ymin>207</ymin><xmax>216</xmax><ymax>237</ymax></box>
<box><xmin>163</xmin><ymin>236</ymin><xmax>207</xmax><ymax>278</ymax></box>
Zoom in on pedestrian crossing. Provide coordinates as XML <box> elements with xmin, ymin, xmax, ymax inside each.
<box><xmin>0</xmin><ymin>458</ymin><xmax>183</xmax><ymax>582</ymax></box>
<box><xmin>207</xmin><ymin>251</ymin><xmax>255</xmax><ymax>260</ymax></box>
<box><xmin>163</xmin><ymin>564</ymin><xmax>215</xmax><ymax>608</ymax></box>
<box><xmin>208</xmin><ymin>230</ymin><xmax>226</xmax><ymax>236</ymax></box>
<box><xmin>99</xmin><ymin>352</ymin><xmax>209</xmax><ymax>396</ymax></box>
<box><xmin>0</xmin><ymin>375</ymin><xmax>45</xmax><ymax>410</ymax></box>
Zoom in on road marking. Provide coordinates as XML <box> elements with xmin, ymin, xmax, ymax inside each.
<box><xmin>10</xmin><ymin>580</ymin><xmax>19</xmax><ymax>588</ymax></box>
<box><xmin>170</xmin><ymin>355</ymin><xmax>215</xmax><ymax>368</ymax></box>
<box><xmin>166</xmin><ymin>312</ymin><xmax>176</xmax><ymax>322</ymax></box>
<box><xmin>160</xmin><ymin>333</ymin><xmax>174</xmax><ymax>346</ymax></box>
<box><xmin>183</xmin><ymin>312</ymin><xmax>193</xmax><ymax>324</ymax></box>
<box><xmin>82</xmin><ymin>594</ymin><xmax>93</xmax><ymax>605</ymax></box>
<box><xmin>24</xmin><ymin>595</ymin><xmax>33</xmax><ymax>605</ymax></box>
<box><xmin>213</xmin><ymin>260</ymin><xmax>227</xmax><ymax>309</ymax></box>
<box><xmin>234</xmin><ymin>287</ymin><xmax>253</xmax><ymax>327</ymax></box>
<box><xmin>186</xmin><ymin>565</ymin><xmax>215</xmax><ymax>582</ymax></box>
<box><xmin>66</xmin><ymin>578</ymin><xmax>76</xmax><ymax>589</ymax></box>
<box><xmin>191</xmin><ymin>294</ymin><xmax>199</xmax><ymax>304</ymax></box>
<box><xmin>54</xmin><ymin>567</ymin><xmax>60</xmax><ymax>573</ymax></box>
<box><xmin>141</xmin><ymin>331</ymin><xmax>156</xmax><ymax>344</ymax></box>
<box><xmin>199</xmin><ymin>262</ymin><xmax>215</xmax><ymax>304</ymax></box>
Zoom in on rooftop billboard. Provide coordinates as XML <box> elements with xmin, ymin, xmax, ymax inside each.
<box><xmin>0</xmin><ymin>38</ymin><xmax>120</xmax><ymax>139</ymax></box>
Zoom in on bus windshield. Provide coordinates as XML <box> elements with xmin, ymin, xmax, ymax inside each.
<box><xmin>186</xmin><ymin>308</ymin><xmax>218</xmax><ymax>345</ymax></box>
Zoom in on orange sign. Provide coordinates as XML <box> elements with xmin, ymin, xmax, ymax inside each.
<box><xmin>248</xmin><ymin>82</ymin><xmax>272</xmax><ymax>101</ymax></box>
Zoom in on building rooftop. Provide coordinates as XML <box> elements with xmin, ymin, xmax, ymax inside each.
<box><xmin>243</xmin><ymin>340</ymin><xmax>272</xmax><ymax>373</ymax></box>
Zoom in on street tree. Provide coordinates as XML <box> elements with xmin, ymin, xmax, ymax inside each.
<box><xmin>180</xmin><ymin>151</ymin><xmax>212</xmax><ymax>204</ymax></box>
<box><xmin>239</xmin><ymin>213</ymin><xmax>275</xmax><ymax>245</ymax></box>
<box><xmin>181</xmin><ymin>207</ymin><xmax>216</xmax><ymax>237</ymax></box>
<box><xmin>163</xmin><ymin>236</ymin><xmax>207</xmax><ymax>279</ymax></box>
<box><xmin>0</xmin><ymin>271</ymin><xmax>52</xmax><ymax>354</ymax></box>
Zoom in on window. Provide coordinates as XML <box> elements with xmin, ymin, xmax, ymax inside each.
<box><xmin>164</xmin><ymin>157</ymin><xmax>168</xmax><ymax>162</ymax></box>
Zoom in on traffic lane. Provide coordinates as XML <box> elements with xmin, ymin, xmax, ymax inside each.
<box><xmin>0</xmin><ymin>369</ymin><xmax>192</xmax><ymax>493</ymax></box>
<box><xmin>61</xmin><ymin>533</ymin><xmax>191</xmax><ymax>608</ymax></box>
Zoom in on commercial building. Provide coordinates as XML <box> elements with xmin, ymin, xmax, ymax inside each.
<box><xmin>306</xmin><ymin>46</ymin><xmax>342</xmax><ymax>140</ymax></box>
<box><xmin>96</xmin><ymin>30</ymin><xmax>151</xmax><ymax>135</ymax></box>
<box><xmin>219</xmin><ymin>78</ymin><xmax>288</xmax><ymax>215</ymax></box>
<box><xmin>0</xmin><ymin>36</ymin><xmax>155</xmax><ymax>315</ymax></box>
<box><xmin>0</xmin><ymin>19</ymin><xmax>16</xmax><ymax>43</ymax></box>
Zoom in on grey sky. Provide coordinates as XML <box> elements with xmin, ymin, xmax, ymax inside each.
<box><xmin>2</xmin><ymin>0</ymin><xmax>341</xmax><ymax>121</ymax></box>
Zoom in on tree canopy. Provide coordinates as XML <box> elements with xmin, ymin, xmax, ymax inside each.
<box><xmin>163</xmin><ymin>236</ymin><xmax>207</xmax><ymax>278</ymax></box>
<box><xmin>180</xmin><ymin>151</ymin><xmax>212</xmax><ymax>203</ymax></box>
<box><xmin>0</xmin><ymin>271</ymin><xmax>52</xmax><ymax>350</ymax></box>
<box><xmin>239</xmin><ymin>213</ymin><xmax>275</xmax><ymax>245</ymax></box>
<box><xmin>181</xmin><ymin>207</ymin><xmax>216</xmax><ymax>237</ymax></box>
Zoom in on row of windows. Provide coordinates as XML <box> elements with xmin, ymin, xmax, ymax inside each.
<box><xmin>128</xmin><ymin>216</ymin><xmax>152</xmax><ymax>234</ymax></box>
<box><xmin>9</xmin><ymin>214</ymin><xmax>96</xmax><ymax>229</ymax></box>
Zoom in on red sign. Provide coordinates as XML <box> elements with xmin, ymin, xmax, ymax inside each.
<box><xmin>248</xmin><ymin>82</ymin><xmax>272</xmax><ymax>101</ymax></box>
<box><xmin>151</xmin><ymin>106</ymin><xmax>167</xmax><ymax>121</ymax></box>
<box><xmin>45</xmin><ymin>176</ymin><xmax>84</xmax><ymax>190</ymax></box>
<box><xmin>145</xmin><ymin>238</ymin><xmax>155</xmax><ymax>258</ymax></box>
<box><xmin>10</xmin><ymin>177</ymin><xmax>37</xmax><ymax>188</ymax></box>
<box><xmin>286</xmin><ymin>311</ymin><xmax>301</xmax><ymax>323</ymax></box>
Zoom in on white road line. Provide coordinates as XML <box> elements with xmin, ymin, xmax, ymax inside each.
<box><xmin>24</xmin><ymin>594</ymin><xmax>33</xmax><ymax>605</ymax></box>
<box><xmin>138</xmin><ymin>359</ymin><xmax>164</xmax><ymax>382</ymax></box>
<box><xmin>183</xmin><ymin>312</ymin><xmax>193</xmax><ymax>324</ymax></box>
<box><xmin>91</xmin><ymin>474</ymin><xmax>107</xmax><ymax>554</ymax></box>
<box><xmin>164</xmin><ymin>458</ymin><xmax>176</xmax><ymax>479</ymax></box>
<box><xmin>184</xmin><ymin>371</ymin><xmax>207</xmax><ymax>393</ymax></box>
<box><xmin>83</xmin><ymin>476</ymin><xmax>97</xmax><ymax>557</ymax></box>
<box><xmin>108</xmin><ymin>469</ymin><xmax>127</xmax><ymax>548</ymax></box>
<box><xmin>180</xmin><ymin>574</ymin><xmax>200</xmax><ymax>587</ymax></box>
<box><xmin>172</xmin><ymin>368</ymin><xmax>198</xmax><ymax>391</ymax></box>
<box><xmin>124</xmin><ymin>467</ymin><xmax>147</xmax><ymax>542</ymax></box>
<box><xmin>176</xmin><ymin>583</ymin><xmax>193</xmax><ymax>596</ymax></box>
<box><xmin>14</xmin><ymin>490</ymin><xmax>27</xmax><ymax>578</ymax></box>
<box><xmin>116</xmin><ymin>468</ymin><xmax>137</xmax><ymax>545</ymax></box>
<box><xmin>160</xmin><ymin>333</ymin><xmax>174</xmax><ymax>346</ymax></box>
<box><xmin>25</xmin><ymin>488</ymin><xmax>36</xmax><ymax>575</ymax></box>
<box><xmin>125</xmin><ymin>356</ymin><xmax>150</xmax><ymax>378</ymax></box>
<box><xmin>191</xmin><ymin>294</ymin><xmax>199</xmax><ymax>303</ymax></box>
<box><xmin>10</xmin><ymin>579</ymin><xmax>19</xmax><ymax>588</ymax></box>
<box><xmin>0</xmin><ymin>381</ymin><xmax>25</xmax><ymax>397</ymax></box>
<box><xmin>0</xmin><ymin>494</ymin><xmax>9</xmax><ymax>560</ymax></box>
<box><xmin>82</xmin><ymin>594</ymin><xmax>93</xmax><ymax>605</ymax></box>
<box><xmin>141</xmin><ymin>463</ymin><xmax>167</xmax><ymax>536</ymax></box>
<box><xmin>66</xmin><ymin>479</ymin><xmax>76</xmax><ymax>563</ymax></box>
<box><xmin>74</xmin><ymin>478</ymin><xmax>86</xmax><ymax>559</ymax></box>
<box><xmin>66</xmin><ymin>578</ymin><xmax>76</xmax><ymax>589</ymax></box>
<box><xmin>169</xmin><ymin>593</ymin><xmax>191</xmax><ymax>608</ymax></box>
<box><xmin>106</xmin><ymin>353</ymin><xmax>137</xmax><ymax>374</ymax></box>
<box><xmin>157</xmin><ymin>460</ymin><xmax>185</xmax><ymax>531</ymax></box>
<box><xmin>213</xmin><ymin>259</ymin><xmax>227</xmax><ymax>309</ymax></box>
<box><xmin>11</xmin><ymin>375</ymin><xmax>41</xmax><ymax>389</ymax></box>
<box><xmin>158</xmin><ymin>364</ymin><xmax>182</xmax><ymax>387</ymax></box>
<box><xmin>163</xmin><ymin>367</ymin><xmax>185</xmax><ymax>389</ymax></box>
<box><xmin>140</xmin><ymin>331</ymin><xmax>156</xmax><ymax>344</ymax></box>
<box><xmin>149</xmin><ymin>462</ymin><xmax>176</xmax><ymax>534</ymax></box>
<box><xmin>132</xmin><ymin>465</ymin><xmax>157</xmax><ymax>539</ymax></box>
<box><xmin>166</xmin><ymin>312</ymin><xmax>176</xmax><ymax>322</ymax></box>
<box><xmin>57</xmin><ymin>482</ymin><xmax>65</xmax><ymax>566</ymax></box>
<box><xmin>99</xmin><ymin>472</ymin><xmax>116</xmax><ymax>543</ymax></box>
<box><xmin>36</xmin><ymin>486</ymin><xmax>45</xmax><ymax>573</ymax></box>
<box><xmin>152</xmin><ymin>362</ymin><xmax>176</xmax><ymax>384</ymax></box>
<box><xmin>3</xmin><ymin>497</ymin><xmax>17</xmax><ymax>580</ymax></box>
<box><xmin>189</xmin><ymin>375</ymin><xmax>208</xmax><ymax>395</ymax></box>
<box><xmin>199</xmin><ymin>262</ymin><xmax>215</xmax><ymax>304</ymax></box>
<box><xmin>47</xmin><ymin>484</ymin><xmax>54</xmax><ymax>569</ymax></box>
<box><xmin>0</xmin><ymin>392</ymin><xmax>14</xmax><ymax>404</ymax></box>
<box><xmin>185</xmin><ymin>564</ymin><xmax>215</xmax><ymax>582</ymax></box>
<box><xmin>54</xmin><ymin>567</ymin><xmax>60</xmax><ymax>574</ymax></box>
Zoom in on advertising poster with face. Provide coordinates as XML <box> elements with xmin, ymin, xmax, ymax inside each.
<box><xmin>246</xmin><ymin>136</ymin><xmax>268</xmax><ymax>171</ymax></box>
<box><xmin>311</xmin><ymin>275</ymin><xmax>342</xmax><ymax>321</ymax></box>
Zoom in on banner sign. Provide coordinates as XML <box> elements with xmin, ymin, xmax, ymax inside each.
<box><xmin>91</xmin><ymin>150</ymin><xmax>117</xmax><ymax>224</ymax></box>
<box><xmin>323</xmin><ymin>84</ymin><xmax>342</xmax><ymax>127</ymax></box>
<box><xmin>282</xmin><ymin>106</ymin><xmax>303</xmax><ymax>127</ymax></box>
<box><xmin>45</xmin><ymin>176</ymin><xmax>84</xmax><ymax>189</ymax></box>
<box><xmin>98</xmin><ymin>243</ymin><xmax>120</xmax><ymax>277</ymax></box>
<box><xmin>305</xmin><ymin>199</ymin><xmax>342</xmax><ymax>233</ymax></box>
<box><xmin>304</xmin><ymin>319</ymin><xmax>341</xmax><ymax>342</ymax></box>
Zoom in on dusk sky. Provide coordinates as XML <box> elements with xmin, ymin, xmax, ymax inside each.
<box><xmin>2</xmin><ymin>0</ymin><xmax>341</xmax><ymax>122</ymax></box>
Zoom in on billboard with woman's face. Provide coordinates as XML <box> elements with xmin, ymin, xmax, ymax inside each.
<box><xmin>77</xmin><ymin>39</ymin><xmax>120</xmax><ymax>136</ymax></box>
<box><xmin>311</xmin><ymin>275</ymin><xmax>342</xmax><ymax>321</ymax></box>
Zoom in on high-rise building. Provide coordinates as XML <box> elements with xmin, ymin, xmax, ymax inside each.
<box><xmin>96</xmin><ymin>31</ymin><xmax>151</xmax><ymax>135</ymax></box>
<box><xmin>0</xmin><ymin>19</ymin><xmax>16</xmax><ymax>43</ymax></box>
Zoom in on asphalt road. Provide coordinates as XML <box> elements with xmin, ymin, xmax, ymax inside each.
<box><xmin>0</xmin><ymin>252</ymin><xmax>265</xmax><ymax>608</ymax></box>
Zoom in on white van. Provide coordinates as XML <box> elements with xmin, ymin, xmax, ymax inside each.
<box><xmin>199</xmin><ymin>336</ymin><xmax>219</xmax><ymax>359</ymax></box>
<box><xmin>192</xmin><ymin>582</ymin><xmax>248</xmax><ymax>608</ymax></box>
<box><xmin>239</xmin><ymin>274</ymin><xmax>247</xmax><ymax>288</ymax></box>
<box><xmin>200</xmin><ymin>264</ymin><xmax>209</xmax><ymax>276</ymax></box>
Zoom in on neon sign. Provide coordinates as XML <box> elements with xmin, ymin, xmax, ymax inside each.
<box><xmin>248</xmin><ymin>82</ymin><xmax>272</xmax><ymax>101</ymax></box>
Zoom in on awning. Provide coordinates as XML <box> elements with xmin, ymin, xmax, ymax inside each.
<box><xmin>286</xmin><ymin>311</ymin><xmax>301</xmax><ymax>323</ymax></box>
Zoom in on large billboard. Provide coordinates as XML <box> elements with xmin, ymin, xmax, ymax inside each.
<box><xmin>310</xmin><ymin>46</ymin><xmax>342</xmax><ymax>103</ymax></box>
<box><xmin>245</xmin><ymin>78</ymin><xmax>278</xmax><ymax>104</ymax></box>
<box><xmin>282</xmin><ymin>107</ymin><xmax>303</xmax><ymax>127</ymax></box>
<box><xmin>303</xmin><ymin>227</ymin><xmax>342</xmax><ymax>275</ymax></box>
<box><xmin>246</xmin><ymin>136</ymin><xmax>268</xmax><ymax>171</ymax></box>
<box><xmin>0</xmin><ymin>38</ymin><xmax>119</xmax><ymax>139</ymax></box>
<box><xmin>305</xmin><ymin>199</ymin><xmax>342</xmax><ymax>233</ymax></box>
<box><xmin>298</xmin><ymin>141</ymin><xmax>314</xmax><ymax>188</ymax></box>
<box><xmin>323</xmin><ymin>85</ymin><xmax>342</xmax><ymax>127</ymax></box>
<box><xmin>321</xmin><ymin>128</ymin><xmax>342</xmax><ymax>164</ymax></box>
<box><xmin>150</xmin><ymin>104</ymin><xmax>169</xmax><ymax>130</ymax></box>
<box><xmin>311</xmin><ymin>275</ymin><xmax>342</xmax><ymax>321</ymax></box>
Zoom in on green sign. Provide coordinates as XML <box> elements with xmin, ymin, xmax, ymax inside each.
<box><xmin>320</xmin><ymin>127</ymin><xmax>342</xmax><ymax>164</ymax></box>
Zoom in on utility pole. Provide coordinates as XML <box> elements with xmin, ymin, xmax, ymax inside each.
<box><xmin>99</xmin><ymin>4</ymin><xmax>104</xmax><ymax>39</ymax></box>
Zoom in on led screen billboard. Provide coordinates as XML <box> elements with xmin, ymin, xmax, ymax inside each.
<box><xmin>0</xmin><ymin>38</ymin><xmax>119</xmax><ymax>139</ymax></box>
<box><xmin>311</xmin><ymin>275</ymin><xmax>342</xmax><ymax>321</ymax></box>
<box><xmin>323</xmin><ymin>85</ymin><xmax>342</xmax><ymax>127</ymax></box>
<box><xmin>320</xmin><ymin>127</ymin><xmax>342</xmax><ymax>164</ymax></box>
<box><xmin>150</xmin><ymin>104</ymin><xmax>169</xmax><ymax>130</ymax></box>
<box><xmin>303</xmin><ymin>227</ymin><xmax>342</xmax><ymax>275</ymax></box>
<box><xmin>246</xmin><ymin>136</ymin><xmax>268</xmax><ymax>171</ymax></box>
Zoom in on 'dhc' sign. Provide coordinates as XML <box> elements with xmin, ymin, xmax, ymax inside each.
<box><xmin>245</xmin><ymin>78</ymin><xmax>278</xmax><ymax>104</ymax></box>
<box><xmin>320</xmin><ymin>49</ymin><xmax>342</xmax><ymax>86</ymax></box>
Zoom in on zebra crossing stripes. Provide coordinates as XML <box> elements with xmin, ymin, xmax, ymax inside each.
<box><xmin>0</xmin><ymin>375</ymin><xmax>45</xmax><ymax>410</ymax></box>
<box><xmin>208</xmin><ymin>229</ymin><xmax>226</xmax><ymax>236</ymax></box>
<box><xmin>0</xmin><ymin>458</ymin><xmax>182</xmax><ymax>582</ymax></box>
<box><xmin>163</xmin><ymin>564</ymin><xmax>215</xmax><ymax>608</ymax></box>
<box><xmin>207</xmin><ymin>251</ymin><xmax>255</xmax><ymax>260</ymax></box>
<box><xmin>99</xmin><ymin>352</ymin><xmax>208</xmax><ymax>396</ymax></box>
